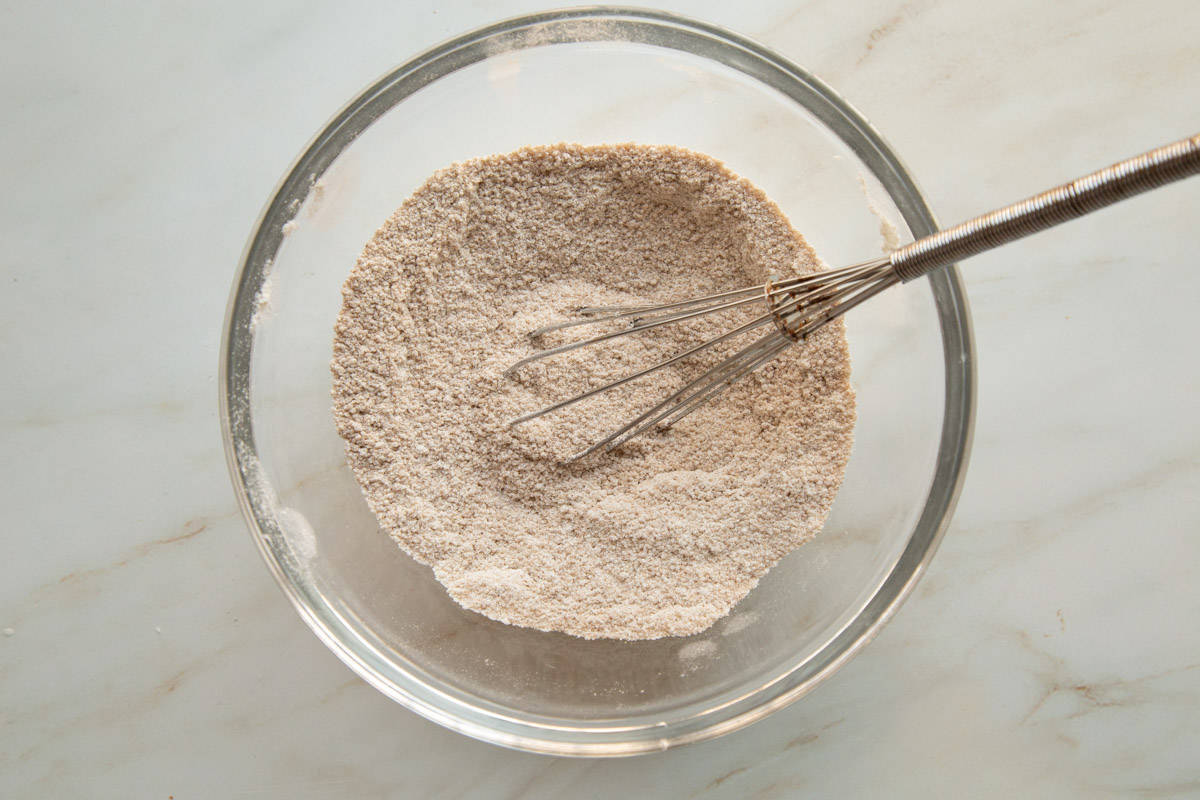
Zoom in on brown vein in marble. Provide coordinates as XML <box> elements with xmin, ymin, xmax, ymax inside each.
<box><xmin>915</xmin><ymin>448</ymin><xmax>1198</xmax><ymax>602</ymax></box>
<box><xmin>11</xmin><ymin>639</ymin><xmax>241</xmax><ymax>764</ymax></box>
<box><xmin>7</xmin><ymin>397</ymin><xmax>196</xmax><ymax>428</ymax></box>
<box><xmin>1130</xmin><ymin>778</ymin><xmax>1200</xmax><ymax>798</ymax></box>
<box><xmin>46</xmin><ymin>515</ymin><xmax>218</xmax><ymax>593</ymax></box>
<box><xmin>1009</xmin><ymin>627</ymin><xmax>1200</xmax><ymax>726</ymax></box>
<box><xmin>19</xmin><ymin>457</ymin><xmax>342</xmax><ymax>603</ymax></box>
<box><xmin>856</xmin><ymin>1</ymin><xmax>920</xmax><ymax>65</ymax></box>
<box><xmin>688</xmin><ymin>717</ymin><xmax>845</xmax><ymax>797</ymax></box>
<box><xmin>704</xmin><ymin>766</ymin><xmax>749</xmax><ymax>791</ymax></box>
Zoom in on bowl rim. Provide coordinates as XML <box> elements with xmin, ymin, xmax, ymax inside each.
<box><xmin>220</xmin><ymin>5</ymin><xmax>976</xmax><ymax>756</ymax></box>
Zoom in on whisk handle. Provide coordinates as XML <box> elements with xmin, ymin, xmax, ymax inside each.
<box><xmin>891</xmin><ymin>133</ymin><xmax>1200</xmax><ymax>282</ymax></box>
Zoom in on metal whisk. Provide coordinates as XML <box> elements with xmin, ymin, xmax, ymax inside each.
<box><xmin>507</xmin><ymin>133</ymin><xmax>1200</xmax><ymax>461</ymax></box>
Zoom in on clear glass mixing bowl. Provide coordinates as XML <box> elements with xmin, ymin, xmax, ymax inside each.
<box><xmin>220</xmin><ymin>7</ymin><xmax>974</xmax><ymax>755</ymax></box>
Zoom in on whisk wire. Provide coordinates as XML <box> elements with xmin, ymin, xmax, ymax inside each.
<box><xmin>527</xmin><ymin>284</ymin><xmax>766</xmax><ymax>338</ymax></box>
<box><xmin>534</xmin><ymin>259</ymin><xmax>880</xmax><ymax>340</ymax></box>
<box><xmin>505</xmin><ymin>291</ymin><xmax>770</xmax><ymax>376</ymax></box>
<box><xmin>508</xmin><ymin>311</ymin><xmax>779</xmax><ymax>426</ymax></box>
<box><xmin>791</xmin><ymin>269</ymin><xmax>900</xmax><ymax>339</ymax></box>
<box><xmin>509</xmin><ymin>257</ymin><xmax>896</xmax><ymax>460</ymax></box>
<box><xmin>770</xmin><ymin>259</ymin><xmax>894</xmax><ymax>339</ymax></box>
<box><xmin>653</xmin><ymin>335</ymin><xmax>792</xmax><ymax>431</ymax></box>
<box><xmin>565</xmin><ymin>331</ymin><xmax>792</xmax><ymax>461</ymax></box>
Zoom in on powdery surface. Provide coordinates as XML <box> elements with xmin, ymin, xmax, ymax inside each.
<box><xmin>332</xmin><ymin>144</ymin><xmax>855</xmax><ymax>640</ymax></box>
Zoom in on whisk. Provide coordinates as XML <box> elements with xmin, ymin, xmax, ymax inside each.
<box><xmin>507</xmin><ymin>133</ymin><xmax>1200</xmax><ymax>461</ymax></box>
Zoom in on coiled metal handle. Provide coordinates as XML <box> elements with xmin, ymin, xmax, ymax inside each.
<box><xmin>891</xmin><ymin>133</ymin><xmax>1200</xmax><ymax>282</ymax></box>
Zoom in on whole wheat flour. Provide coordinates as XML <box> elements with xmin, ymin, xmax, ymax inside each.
<box><xmin>332</xmin><ymin>143</ymin><xmax>855</xmax><ymax>640</ymax></box>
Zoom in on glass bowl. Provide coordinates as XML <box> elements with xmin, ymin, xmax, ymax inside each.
<box><xmin>220</xmin><ymin>7</ymin><xmax>974</xmax><ymax>756</ymax></box>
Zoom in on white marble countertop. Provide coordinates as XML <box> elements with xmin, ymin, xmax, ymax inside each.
<box><xmin>4</xmin><ymin>1</ymin><xmax>1199</xmax><ymax>796</ymax></box>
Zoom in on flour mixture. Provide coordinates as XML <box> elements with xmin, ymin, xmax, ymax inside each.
<box><xmin>332</xmin><ymin>143</ymin><xmax>855</xmax><ymax>640</ymax></box>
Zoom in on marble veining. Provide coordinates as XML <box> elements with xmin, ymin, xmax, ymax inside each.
<box><xmin>2</xmin><ymin>0</ymin><xmax>1199</xmax><ymax>797</ymax></box>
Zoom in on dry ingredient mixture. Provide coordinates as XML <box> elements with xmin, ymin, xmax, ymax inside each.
<box><xmin>332</xmin><ymin>143</ymin><xmax>855</xmax><ymax>640</ymax></box>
